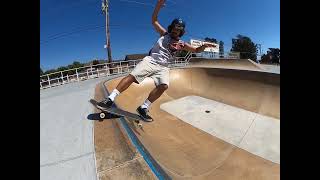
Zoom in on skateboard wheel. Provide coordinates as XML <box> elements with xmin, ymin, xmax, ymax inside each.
<box><xmin>100</xmin><ymin>113</ymin><xmax>106</xmax><ymax>119</ymax></box>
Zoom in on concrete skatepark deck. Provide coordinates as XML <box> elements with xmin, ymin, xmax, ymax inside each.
<box><xmin>95</xmin><ymin>66</ymin><xmax>280</xmax><ymax>179</ymax></box>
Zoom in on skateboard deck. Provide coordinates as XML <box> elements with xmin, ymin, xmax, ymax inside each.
<box><xmin>89</xmin><ymin>99</ymin><xmax>152</xmax><ymax>126</ymax></box>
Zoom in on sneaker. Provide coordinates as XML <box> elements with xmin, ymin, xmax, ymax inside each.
<box><xmin>136</xmin><ymin>106</ymin><xmax>153</xmax><ymax>122</ymax></box>
<box><xmin>96</xmin><ymin>98</ymin><xmax>114</xmax><ymax>109</ymax></box>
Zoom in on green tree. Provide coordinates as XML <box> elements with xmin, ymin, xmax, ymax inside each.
<box><xmin>57</xmin><ymin>66</ymin><xmax>68</xmax><ymax>72</ymax></box>
<box><xmin>268</xmin><ymin>48</ymin><xmax>280</xmax><ymax>64</ymax></box>
<box><xmin>99</xmin><ymin>60</ymin><xmax>105</xmax><ymax>64</ymax></box>
<box><xmin>45</xmin><ymin>69</ymin><xmax>56</xmax><ymax>74</ymax></box>
<box><xmin>260</xmin><ymin>48</ymin><xmax>280</xmax><ymax>64</ymax></box>
<box><xmin>260</xmin><ymin>54</ymin><xmax>269</xmax><ymax>63</ymax></box>
<box><xmin>40</xmin><ymin>68</ymin><xmax>44</xmax><ymax>76</ymax></box>
<box><xmin>204</xmin><ymin>37</ymin><xmax>217</xmax><ymax>43</ymax></box>
<box><xmin>66</xmin><ymin>61</ymin><xmax>82</xmax><ymax>69</ymax></box>
<box><xmin>55</xmin><ymin>66</ymin><xmax>67</xmax><ymax>77</ymax></box>
<box><xmin>92</xmin><ymin>60</ymin><xmax>100</xmax><ymax>65</ymax></box>
<box><xmin>72</xmin><ymin>61</ymin><xmax>83</xmax><ymax>68</ymax></box>
<box><xmin>231</xmin><ymin>34</ymin><xmax>258</xmax><ymax>60</ymax></box>
<box><xmin>67</xmin><ymin>61</ymin><xmax>84</xmax><ymax>74</ymax></box>
<box><xmin>67</xmin><ymin>64</ymin><xmax>74</xmax><ymax>69</ymax></box>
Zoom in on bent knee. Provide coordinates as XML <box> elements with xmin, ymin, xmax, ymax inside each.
<box><xmin>157</xmin><ymin>84</ymin><xmax>169</xmax><ymax>91</ymax></box>
<box><xmin>128</xmin><ymin>74</ymin><xmax>138</xmax><ymax>83</ymax></box>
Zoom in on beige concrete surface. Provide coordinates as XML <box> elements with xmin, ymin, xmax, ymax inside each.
<box><xmin>101</xmin><ymin>67</ymin><xmax>280</xmax><ymax>179</ymax></box>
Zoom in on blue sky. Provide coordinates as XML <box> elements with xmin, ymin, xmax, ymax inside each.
<box><xmin>40</xmin><ymin>0</ymin><xmax>280</xmax><ymax>71</ymax></box>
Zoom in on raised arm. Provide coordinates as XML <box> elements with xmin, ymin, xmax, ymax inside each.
<box><xmin>183</xmin><ymin>42</ymin><xmax>217</xmax><ymax>53</ymax></box>
<box><xmin>152</xmin><ymin>0</ymin><xmax>167</xmax><ymax>36</ymax></box>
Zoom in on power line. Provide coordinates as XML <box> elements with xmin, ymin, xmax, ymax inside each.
<box><xmin>118</xmin><ymin>0</ymin><xmax>154</xmax><ymax>6</ymax></box>
<box><xmin>44</xmin><ymin>24</ymin><xmax>105</xmax><ymax>39</ymax></box>
<box><xmin>41</xmin><ymin>0</ymin><xmax>190</xmax><ymax>42</ymax></box>
<box><xmin>40</xmin><ymin>25</ymin><xmax>105</xmax><ymax>45</ymax></box>
<box><xmin>40</xmin><ymin>26</ymin><xmax>211</xmax><ymax>45</ymax></box>
<box><xmin>41</xmin><ymin>23</ymin><xmax>153</xmax><ymax>45</ymax></box>
<box><xmin>41</xmin><ymin>0</ymin><xmax>98</xmax><ymax>16</ymax></box>
<box><xmin>166</xmin><ymin>0</ymin><xmax>177</xmax><ymax>5</ymax></box>
<box><xmin>117</xmin><ymin>0</ymin><xmax>178</xmax><ymax>7</ymax></box>
<box><xmin>41</xmin><ymin>23</ymin><xmax>238</xmax><ymax>47</ymax></box>
<box><xmin>40</xmin><ymin>0</ymin><xmax>199</xmax><ymax>45</ymax></box>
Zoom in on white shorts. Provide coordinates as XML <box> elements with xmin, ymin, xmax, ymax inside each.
<box><xmin>130</xmin><ymin>56</ymin><xmax>170</xmax><ymax>87</ymax></box>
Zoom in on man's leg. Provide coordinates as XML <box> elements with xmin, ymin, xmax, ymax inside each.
<box><xmin>146</xmin><ymin>84</ymin><xmax>168</xmax><ymax>103</ymax></box>
<box><xmin>140</xmin><ymin>83</ymin><xmax>168</xmax><ymax>111</ymax></box>
<box><xmin>139</xmin><ymin>64</ymin><xmax>169</xmax><ymax>112</ymax></box>
<box><xmin>108</xmin><ymin>74</ymin><xmax>137</xmax><ymax>100</ymax></box>
<box><xmin>137</xmin><ymin>84</ymin><xmax>168</xmax><ymax>121</ymax></box>
<box><xmin>115</xmin><ymin>74</ymin><xmax>138</xmax><ymax>93</ymax></box>
<box><xmin>97</xmin><ymin>57</ymin><xmax>151</xmax><ymax>109</ymax></box>
<box><xmin>97</xmin><ymin>74</ymin><xmax>138</xmax><ymax>109</ymax></box>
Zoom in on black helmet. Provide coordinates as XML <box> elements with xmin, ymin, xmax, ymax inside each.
<box><xmin>168</xmin><ymin>18</ymin><xmax>185</xmax><ymax>37</ymax></box>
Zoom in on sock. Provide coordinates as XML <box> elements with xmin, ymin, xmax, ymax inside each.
<box><xmin>141</xmin><ymin>99</ymin><xmax>152</xmax><ymax>109</ymax></box>
<box><xmin>108</xmin><ymin>89</ymin><xmax>120</xmax><ymax>101</ymax></box>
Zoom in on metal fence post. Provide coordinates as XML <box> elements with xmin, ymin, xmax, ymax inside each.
<box><xmin>47</xmin><ymin>74</ymin><xmax>51</xmax><ymax>88</ymax></box>
<box><xmin>87</xmin><ymin>69</ymin><xmax>89</xmax><ymax>79</ymax></box>
<box><xmin>67</xmin><ymin>74</ymin><xmax>69</xmax><ymax>83</ymax></box>
<box><xmin>105</xmin><ymin>63</ymin><xmax>108</xmax><ymax>76</ymax></box>
<box><xmin>61</xmin><ymin>71</ymin><xmax>64</xmax><ymax>84</ymax></box>
<box><xmin>76</xmin><ymin>69</ymin><xmax>79</xmax><ymax>82</ymax></box>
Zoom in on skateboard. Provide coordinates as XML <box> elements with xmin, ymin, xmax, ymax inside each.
<box><xmin>89</xmin><ymin>99</ymin><xmax>152</xmax><ymax>127</ymax></box>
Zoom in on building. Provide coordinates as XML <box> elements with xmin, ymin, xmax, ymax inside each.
<box><xmin>124</xmin><ymin>53</ymin><xmax>148</xmax><ymax>61</ymax></box>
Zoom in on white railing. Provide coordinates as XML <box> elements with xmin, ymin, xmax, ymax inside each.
<box><xmin>40</xmin><ymin>59</ymin><xmax>186</xmax><ymax>90</ymax></box>
<box><xmin>40</xmin><ymin>52</ymin><xmax>240</xmax><ymax>90</ymax></box>
<box><xmin>188</xmin><ymin>51</ymin><xmax>240</xmax><ymax>60</ymax></box>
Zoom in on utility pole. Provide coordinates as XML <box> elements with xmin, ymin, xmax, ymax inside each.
<box><xmin>256</xmin><ymin>44</ymin><xmax>262</xmax><ymax>63</ymax></box>
<box><xmin>102</xmin><ymin>0</ymin><xmax>113</xmax><ymax>71</ymax></box>
<box><xmin>257</xmin><ymin>44</ymin><xmax>262</xmax><ymax>56</ymax></box>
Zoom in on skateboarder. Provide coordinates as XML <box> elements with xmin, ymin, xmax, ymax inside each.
<box><xmin>97</xmin><ymin>0</ymin><xmax>216</xmax><ymax>121</ymax></box>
